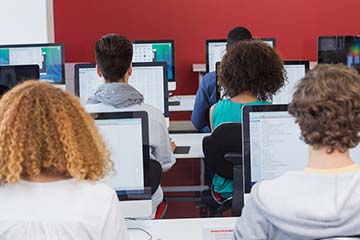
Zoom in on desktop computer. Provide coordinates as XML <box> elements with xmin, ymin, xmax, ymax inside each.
<box><xmin>206</xmin><ymin>38</ymin><xmax>276</xmax><ymax>73</ymax></box>
<box><xmin>93</xmin><ymin>111</ymin><xmax>152</xmax><ymax>218</ymax></box>
<box><xmin>272</xmin><ymin>60</ymin><xmax>309</xmax><ymax>104</ymax></box>
<box><xmin>242</xmin><ymin>105</ymin><xmax>360</xmax><ymax>193</ymax></box>
<box><xmin>0</xmin><ymin>65</ymin><xmax>39</xmax><ymax>95</ymax></box>
<box><xmin>0</xmin><ymin>43</ymin><xmax>65</xmax><ymax>84</ymax></box>
<box><xmin>132</xmin><ymin>40</ymin><xmax>175</xmax><ymax>91</ymax></box>
<box><xmin>318</xmin><ymin>36</ymin><xmax>360</xmax><ymax>71</ymax></box>
<box><xmin>74</xmin><ymin>63</ymin><xmax>169</xmax><ymax>117</ymax></box>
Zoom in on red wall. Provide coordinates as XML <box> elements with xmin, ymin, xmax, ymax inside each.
<box><xmin>54</xmin><ymin>0</ymin><xmax>360</xmax><ymax>94</ymax></box>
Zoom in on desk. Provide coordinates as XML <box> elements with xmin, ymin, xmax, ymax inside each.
<box><xmin>166</xmin><ymin>133</ymin><xmax>209</xmax><ymax>192</ymax></box>
<box><xmin>170</xmin><ymin>133</ymin><xmax>209</xmax><ymax>159</ymax></box>
<box><xmin>127</xmin><ymin>217</ymin><xmax>238</xmax><ymax>240</ymax></box>
<box><xmin>169</xmin><ymin>95</ymin><xmax>195</xmax><ymax>112</ymax></box>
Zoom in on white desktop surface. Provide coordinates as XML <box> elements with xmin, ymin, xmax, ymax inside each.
<box><xmin>169</xmin><ymin>95</ymin><xmax>195</xmax><ymax>112</ymax></box>
<box><xmin>127</xmin><ymin>217</ymin><xmax>238</xmax><ymax>240</ymax></box>
<box><xmin>170</xmin><ymin>133</ymin><xmax>209</xmax><ymax>159</ymax></box>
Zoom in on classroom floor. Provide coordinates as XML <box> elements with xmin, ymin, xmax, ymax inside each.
<box><xmin>161</xmin><ymin>159</ymin><xmax>232</xmax><ymax>219</ymax></box>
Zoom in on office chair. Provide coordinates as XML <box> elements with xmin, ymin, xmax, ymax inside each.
<box><xmin>317</xmin><ymin>236</ymin><xmax>360</xmax><ymax>240</ymax></box>
<box><xmin>150</xmin><ymin>159</ymin><xmax>168</xmax><ymax>219</ymax></box>
<box><xmin>201</xmin><ymin>122</ymin><xmax>244</xmax><ymax>217</ymax></box>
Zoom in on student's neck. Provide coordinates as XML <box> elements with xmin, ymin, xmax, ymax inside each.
<box><xmin>23</xmin><ymin>174</ymin><xmax>70</xmax><ymax>183</ymax></box>
<box><xmin>105</xmin><ymin>76</ymin><xmax>128</xmax><ymax>83</ymax></box>
<box><xmin>307</xmin><ymin>147</ymin><xmax>355</xmax><ymax>169</ymax></box>
<box><xmin>231</xmin><ymin>91</ymin><xmax>257</xmax><ymax>103</ymax></box>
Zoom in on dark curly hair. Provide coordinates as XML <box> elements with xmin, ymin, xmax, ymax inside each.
<box><xmin>218</xmin><ymin>40</ymin><xmax>285</xmax><ymax>101</ymax></box>
<box><xmin>95</xmin><ymin>34</ymin><xmax>133</xmax><ymax>82</ymax></box>
<box><xmin>288</xmin><ymin>64</ymin><xmax>360</xmax><ymax>153</ymax></box>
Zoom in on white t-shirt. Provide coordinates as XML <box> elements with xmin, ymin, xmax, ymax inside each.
<box><xmin>0</xmin><ymin>179</ymin><xmax>129</xmax><ymax>240</ymax></box>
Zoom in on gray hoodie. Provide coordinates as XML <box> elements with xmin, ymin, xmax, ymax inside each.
<box><xmin>234</xmin><ymin>169</ymin><xmax>360</xmax><ymax>240</ymax></box>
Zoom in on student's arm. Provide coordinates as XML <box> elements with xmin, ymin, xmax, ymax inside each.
<box><xmin>150</xmin><ymin>114</ymin><xmax>176</xmax><ymax>172</ymax></box>
<box><xmin>101</xmin><ymin>193</ymin><xmax>130</xmax><ymax>240</ymax></box>
<box><xmin>191</xmin><ymin>72</ymin><xmax>217</xmax><ymax>132</ymax></box>
<box><xmin>234</xmin><ymin>191</ymin><xmax>270</xmax><ymax>240</ymax></box>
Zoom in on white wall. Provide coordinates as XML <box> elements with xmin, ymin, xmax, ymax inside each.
<box><xmin>0</xmin><ymin>0</ymin><xmax>54</xmax><ymax>44</ymax></box>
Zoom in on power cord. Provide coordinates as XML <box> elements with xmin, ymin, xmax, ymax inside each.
<box><xmin>127</xmin><ymin>227</ymin><xmax>152</xmax><ymax>240</ymax></box>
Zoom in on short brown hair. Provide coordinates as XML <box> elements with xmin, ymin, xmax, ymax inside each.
<box><xmin>219</xmin><ymin>41</ymin><xmax>285</xmax><ymax>100</ymax></box>
<box><xmin>0</xmin><ymin>81</ymin><xmax>113</xmax><ymax>184</ymax></box>
<box><xmin>289</xmin><ymin>64</ymin><xmax>360</xmax><ymax>152</ymax></box>
<box><xmin>95</xmin><ymin>34</ymin><xmax>133</xmax><ymax>82</ymax></box>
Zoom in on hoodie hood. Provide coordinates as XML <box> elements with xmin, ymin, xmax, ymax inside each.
<box><xmin>87</xmin><ymin>82</ymin><xmax>144</xmax><ymax>108</ymax></box>
<box><xmin>252</xmin><ymin>170</ymin><xmax>360</xmax><ymax>239</ymax></box>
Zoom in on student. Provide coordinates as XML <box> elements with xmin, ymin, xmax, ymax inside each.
<box><xmin>85</xmin><ymin>34</ymin><xmax>176</xmax><ymax>218</ymax></box>
<box><xmin>234</xmin><ymin>64</ymin><xmax>360</xmax><ymax>239</ymax></box>
<box><xmin>191</xmin><ymin>26</ymin><xmax>252</xmax><ymax>133</ymax></box>
<box><xmin>0</xmin><ymin>81</ymin><xmax>129</xmax><ymax>240</ymax></box>
<box><xmin>209</xmin><ymin>41</ymin><xmax>285</xmax><ymax>199</ymax></box>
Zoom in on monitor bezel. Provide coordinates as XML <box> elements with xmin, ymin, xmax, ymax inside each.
<box><xmin>205</xmin><ymin>38</ymin><xmax>277</xmax><ymax>73</ymax></box>
<box><xmin>283</xmin><ymin>60</ymin><xmax>310</xmax><ymax>70</ymax></box>
<box><xmin>317</xmin><ymin>35</ymin><xmax>360</xmax><ymax>64</ymax></box>
<box><xmin>242</xmin><ymin>104</ymin><xmax>288</xmax><ymax>193</ymax></box>
<box><xmin>132</xmin><ymin>40</ymin><xmax>175</xmax><ymax>90</ymax></box>
<box><xmin>0</xmin><ymin>43</ymin><xmax>65</xmax><ymax>84</ymax></box>
<box><xmin>205</xmin><ymin>39</ymin><xmax>227</xmax><ymax>73</ymax></box>
<box><xmin>92</xmin><ymin>111</ymin><xmax>152</xmax><ymax>201</ymax></box>
<box><xmin>256</xmin><ymin>37</ymin><xmax>277</xmax><ymax>48</ymax></box>
<box><xmin>74</xmin><ymin>62</ymin><xmax>169</xmax><ymax>117</ymax></box>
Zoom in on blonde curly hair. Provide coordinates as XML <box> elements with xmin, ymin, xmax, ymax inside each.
<box><xmin>0</xmin><ymin>81</ymin><xmax>113</xmax><ymax>184</ymax></box>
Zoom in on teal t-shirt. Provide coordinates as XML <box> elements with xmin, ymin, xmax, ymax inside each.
<box><xmin>212</xmin><ymin>99</ymin><xmax>270</xmax><ymax>198</ymax></box>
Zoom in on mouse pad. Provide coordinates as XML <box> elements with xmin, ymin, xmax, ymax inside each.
<box><xmin>174</xmin><ymin>146</ymin><xmax>191</xmax><ymax>154</ymax></box>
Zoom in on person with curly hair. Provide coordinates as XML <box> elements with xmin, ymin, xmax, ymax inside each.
<box><xmin>0</xmin><ymin>81</ymin><xmax>129</xmax><ymax>240</ymax></box>
<box><xmin>234</xmin><ymin>64</ymin><xmax>360</xmax><ymax>239</ymax></box>
<box><xmin>85</xmin><ymin>34</ymin><xmax>176</xmax><ymax>218</ymax></box>
<box><xmin>209</xmin><ymin>40</ymin><xmax>285</xmax><ymax>199</ymax></box>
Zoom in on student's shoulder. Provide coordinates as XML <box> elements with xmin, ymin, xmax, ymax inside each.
<box><xmin>75</xmin><ymin>181</ymin><xmax>118</xmax><ymax>203</ymax></box>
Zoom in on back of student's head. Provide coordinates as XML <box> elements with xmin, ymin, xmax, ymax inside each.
<box><xmin>289</xmin><ymin>64</ymin><xmax>360</xmax><ymax>153</ymax></box>
<box><xmin>227</xmin><ymin>26</ymin><xmax>252</xmax><ymax>46</ymax></box>
<box><xmin>0</xmin><ymin>81</ymin><xmax>112</xmax><ymax>184</ymax></box>
<box><xmin>95</xmin><ymin>34</ymin><xmax>133</xmax><ymax>82</ymax></box>
<box><xmin>219</xmin><ymin>41</ymin><xmax>285</xmax><ymax>101</ymax></box>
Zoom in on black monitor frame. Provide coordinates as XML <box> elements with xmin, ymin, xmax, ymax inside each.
<box><xmin>0</xmin><ymin>43</ymin><xmax>65</xmax><ymax>84</ymax></box>
<box><xmin>92</xmin><ymin>111</ymin><xmax>151</xmax><ymax>201</ymax></box>
<box><xmin>242</xmin><ymin>104</ymin><xmax>288</xmax><ymax>193</ymax></box>
<box><xmin>132</xmin><ymin>40</ymin><xmax>175</xmax><ymax>84</ymax></box>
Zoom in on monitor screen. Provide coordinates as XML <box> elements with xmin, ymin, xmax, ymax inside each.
<box><xmin>94</xmin><ymin>111</ymin><xmax>152</xmax><ymax>218</ymax></box>
<box><xmin>132</xmin><ymin>40</ymin><xmax>175</xmax><ymax>91</ymax></box>
<box><xmin>74</xmin><ymin>63</ymin><xmax>169</xmax><ymax>117</ymax></box>
<box><xmin>318</xmin><ymin>36</ymin><xmax>360</xmax><ymax>71</ymax></box>
<box><xmin>0</xmin><ymin>43</ymin><xmax>65</xmax><ymax>84</ymax></box>
<box><xmin>272</xmin><ymin>60</ymin><xmax>309</xmax><ymax>104</ymax></box>
<box><xmin>206</xmin><ymin>38</ymin><xmax>276</xmax><ymax>73</ymax></box>
<box><xmin>242</xmin><ymin>105</ymin><xmax>360</xmax><ymax>193</ymax></box>
<box><xmin>0</xmin><ymin>65</ymin><xmax>39</xmax><ymax>95</ymax></box>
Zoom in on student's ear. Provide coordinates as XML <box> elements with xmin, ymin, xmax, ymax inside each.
<box><xmin>128</xmin><ymin>64</ymin><xmax>132</xmax><ymax>76</ymax></box>
<box><xmin>96</xmin><ymin>64</ymin><xmax>103</xmax><ymax>77</ymax></box>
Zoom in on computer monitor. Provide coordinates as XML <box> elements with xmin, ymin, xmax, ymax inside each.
<box><xmin>272</xmin><ymin>60</ymin><xmax>309</xmax><ymax>104</ymax></box>
<box><xmin>206</xmin><ymin>38</ymin><xmax>276</xmax><ymax>73</ymax></box>
<box><xmin>0</xmin><ymin>43</ymin><xmax>65</xmax><ymax>84</ymax></box>
<box><xmin>242</xmin><ymin>104</ymin><xmax>360</xmax><ymax>193</ymax></box>
<box><xmin>0</xmin><ymin>65</ymin><xmax>39</xmax><ymax>95</ymax></box>
<box><xmin>93</xmin><ymin>111</ymin><xmax>152</xmax><ymax>218</ymax></box>
<box><xmin>132</xmin><ymin>40</ymin><xmax>175</xmax><ymax>91</ymax></box>
<box><xmin>318</xmin><ymin>36</ymin><xmax>360</xmax><ymax>71</ymax></box>
<box><xmin>74</xmin><ymin>62</ymin><xmax>169</xmax><ymax>117</ymax></box>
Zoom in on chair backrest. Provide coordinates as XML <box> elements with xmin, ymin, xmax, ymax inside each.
<box><xmin>202</xmin><ymin>122</ymin><xmax>242</xmax><ymax>180</ymax></box>
<box><xmin>318</xmin><ymin>237</ymin><xmax>360</xmax><ymax>240</ymax></box>
<box><xmin>150</xmin><ymin>159</ymin><xmax>162</xmax><ymax>195</ymax></box>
